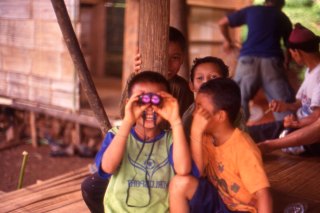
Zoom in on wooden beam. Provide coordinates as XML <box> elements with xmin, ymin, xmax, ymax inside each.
<box><xmin>29</xmin><ymin>112</ymin><xmax>38</xmax><ymax>148</ymax></box>
<box><xmin>139</xmin><ymin>0</ymin><xmax>170</xmax><ymax>76</ymax></box>
<box><xmin>80</xmin><ymin>0</ymin><xmax>103</xmax><ymax>5</ymax></box>
<box><xmin>90</xmin><ymin>2</ymin><xmax>106</xmax><ymax>77</ymax></box>
<box><xmin>122</xmin><ymin>0</ymin><xmax>139</xmax><ymax>89</ymax></box>
<box><xmin>2</xmin><ymin>99</ymin><xmax>100</xmax><ymax>128</ymax></box>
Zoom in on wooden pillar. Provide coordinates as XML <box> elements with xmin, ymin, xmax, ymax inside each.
<box><xmin>139</xmin><ymin>0</ymin><xmax>170</xmax><ymax>76</ymax></box>
<box><xmin>29</xmin><ymin>112</ymin><xmax>38</xmax><ymax>148</ymax></box>
<box><xmin>122</xmin><ymin>0</ymin><xmax>139</xmax><ymax>89</ymax></box>
<box><xmin>170</xmin><ymin>0</ymin><xmax>190</xmax><ymax>80</ymax></box>
<box><xmin>91</xmin><ymin>2</ymin><xmax>106</xmax><ymax>78</ymax></box>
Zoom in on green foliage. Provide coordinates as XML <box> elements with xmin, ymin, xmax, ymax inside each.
<box><xmin>286</xmin><ymin>0</ymin><xmax>313</xmax><ymax>7</ymax></box>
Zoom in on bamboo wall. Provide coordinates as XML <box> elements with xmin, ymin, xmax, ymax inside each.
<box><xmin>0</xmin><ymin>0</ymin><xmax>80</xmax><ymax>111</ymax></box>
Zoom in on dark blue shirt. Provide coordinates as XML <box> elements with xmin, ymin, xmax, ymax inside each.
<box><xmin>228</xmin><ymin>5</ymin><xmax>292</xmax><ymax>58</ymax></box>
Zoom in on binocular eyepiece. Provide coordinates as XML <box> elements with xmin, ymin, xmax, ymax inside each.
<box><xmin>138</xmin><ymin>93</ymin><xmax>162</xmax><ymax>106</ymax></box>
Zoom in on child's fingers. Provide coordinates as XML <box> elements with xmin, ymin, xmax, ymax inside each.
<box><xmin>126</xmin><ymin>92</ymin><xmax>143</xmax><ymax>106</ymax></box>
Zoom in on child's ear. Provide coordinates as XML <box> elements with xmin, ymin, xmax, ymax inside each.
<box><xmin>218</xmin><ymin>110</ymin><xmax>228</xmax><ymax>122</ymax></box>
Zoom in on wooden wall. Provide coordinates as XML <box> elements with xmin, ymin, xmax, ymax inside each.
<box><xmin>0</xmin><ymin>0</ymin><xmax>80</xmax><ymax>111</ymax></box>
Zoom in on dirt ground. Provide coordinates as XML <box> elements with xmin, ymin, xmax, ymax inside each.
<box><xmin>0</xmin><ymin>143</ymin><xmax>93</xmax><ymax>192</ymax></box>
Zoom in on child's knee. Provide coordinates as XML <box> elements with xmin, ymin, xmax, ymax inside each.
<box><xmin>169</xmin><ymin>175</ymin><xmax>194</xmax><ymax>194</ymax></box>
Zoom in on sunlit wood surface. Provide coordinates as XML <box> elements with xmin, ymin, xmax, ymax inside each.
<box><xmin>0</xmin><ymin>151</ymin><xmax>319</xmax><ymax>212</ymax></box>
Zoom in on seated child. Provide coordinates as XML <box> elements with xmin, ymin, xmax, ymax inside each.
<box><xmin>248</xmin><ymin>23</ymin><xmax>320</xmax><ymax>155</ymax></box>
<box><xmin>252</xmin><ymin>24</ymin><xmax>320</xmax><ymax>155</ymax></box>
<box><xmin>182</xmin><ymin>56</ymin><xmax>229</xmax><ymax>139</ymax></box>
<box><xmin>132</xmin><ymin>26</ymin><xmax>194</xmax><ymax>117</ymax></box>
<box><xmin>95</xmin><ymin>71</ymin><xmax>191</xmax><ymax>212</ymax></box>
<box><xmin>82</xmin><ymin>27</ymin><xmax>193</xmax><ymax>212</ymax></box>
<box><xmin>169</xmin><ymin>78</ymin><xmax>272</xmax><ymax>213</ymax></box>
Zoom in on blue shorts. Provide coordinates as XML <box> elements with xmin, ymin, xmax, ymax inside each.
<box><xmin>189</xmin><ymin>178</ymin><xmax>246</xmax><ymax>213</ymax></box>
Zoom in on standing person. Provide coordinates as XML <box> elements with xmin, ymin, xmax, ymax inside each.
<box><xmin>218</xmin><ymin>0</ymin><xmax>295</xmax><ymax>122</ymax></box>
<box><xmin>182</xmin><ymin>56</ymin><xmax>230</xmax><ymax>139</ymax></box>
<box><xmin>169</xmin><ymin>78</ymin><xmax>272</xmax><ymax>213</ymax></box>
<box><xmin>256</xmin><ymin>23</ymin><xmax>320</xmax><ymax>155</ymax></box>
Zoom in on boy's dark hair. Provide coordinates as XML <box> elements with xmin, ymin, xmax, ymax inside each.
<box><xmin>169</xmin><ymin>26</ymin><xmax>186</xmax><ymax>52</ymax></box>
<box><xmin>199</xmin><ymin>78</ymin><xmax>240</xmax><ymax>124</ymax></box>
<box><xmin>190</xmin><ymin>56</ymin><xmax>229</xmax><ymax>83</ymax></box>
<box><xmin>265</xmin><ymin>0</ymin><xmax>285</xmax><ymax>8</ymax></box>
<box><xmin>127</xmin><ymin>71</ymin><xmax>170</xmax><ymax>97</ymax></box>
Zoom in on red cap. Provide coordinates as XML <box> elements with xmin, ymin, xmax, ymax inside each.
<box><xmin>289</xmin><ymin>23</ymin><xmax>317</xmax><ymax>43</ymax></box>
<box><xmin>288</xmin><ymin>23</ymin><xmax>319</xmax><ymax>52</ymax></box>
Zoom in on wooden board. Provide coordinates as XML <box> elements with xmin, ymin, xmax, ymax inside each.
<box><xmin>0</xmin><ymin>151</ymin><xmax>319</xmax><ymax>212</ymax></box>
<box><xmin>0</xmin><ymin>0</ymin><xmax>32</xmax><ymax>19</ymax></box>
<box><xmin>0</xmin><ymin>20</ymin><xmax>35</xmax><ymax>49</ymax></box>
<box><xmin>0</xmin><ymin>0</ymin><xmax>80</xmax><ymax>111</ymax></box>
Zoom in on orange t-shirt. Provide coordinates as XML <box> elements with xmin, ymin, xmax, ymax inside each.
<box><xmin>202</xmin><ymin>128</ymin><xmax>270</xmax><ymax>213</ymax></box>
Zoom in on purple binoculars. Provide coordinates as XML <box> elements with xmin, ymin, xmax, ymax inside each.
<box><xmin>138</xmin><ymin>93</ymin><xmax>162</xmax><ymax>106</ymax></box>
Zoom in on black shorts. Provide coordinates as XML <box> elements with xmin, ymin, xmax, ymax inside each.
<box><xmin>189</xmin><ymin>178</ymin><xmax>246</xmax><ymax>213</ymax></box>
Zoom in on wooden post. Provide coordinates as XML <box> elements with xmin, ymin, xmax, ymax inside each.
<box><xmin>170</xmin><ymin>0</ymin><xmax>190</xmax><ymax>80</ymax></box>
<box><xmin>122</xmin><ymin>0</ymin><xmax>139</xmax><ymax>89</ymax></box>
<box><xmin>91</xmin><ymin>2</ymin><xmax>106</xmax><ymax>78</ymax></box>
<box><xmin>30</xmin><ymin>112</ymin><xmax>37</xmax><ymax>148</ymax></box>
<box><xmin>51</xmin><ymin>0</ymin><xmax>111</xmax><ymax>134</ymax></box>
<box><xmin>139</xmin><ymin>0</ymin><xmax>170</xmax><ymax>76</ymax></box>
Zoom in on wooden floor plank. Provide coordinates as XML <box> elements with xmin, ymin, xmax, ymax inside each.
<box><xmin>0</xmin><ymin>151</ymin><xmax>319</xmax><ymax>212</ymax></box>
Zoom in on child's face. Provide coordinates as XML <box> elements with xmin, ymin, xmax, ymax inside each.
<box><xmin>168</xmin><ymin>41</ymin><xmax>184</xmax><ymax>79</ymax></box>
<box><xmin>191</xmin><ymin>63</ymin><xmax>222</xmax><ymax>93</ymax></box>
<box><xmin>131</xmin><ymin>82</ymin><xmax>167</xmax><ymax>129</ymax></box>
<box><xmin>289</xmin><ymin>49</ymin><xmax>303</xmax><ymax>65</ymax></box>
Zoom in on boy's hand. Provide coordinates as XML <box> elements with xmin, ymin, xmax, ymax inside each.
<box><xmin>123</xmin><ymin>92</ymin><xmax>149</xmax><ymax>125</ymax></box>
<box><xmin>152</xmin><ymin>91</ymin><xmax>180</xmax><ymax>125</ymax></box>
<box><xmin>191</xmin><ymin>106</ymin><xmax>211</xmax><ymax>136</ymax></box>
<box><xmin>283</xmin><ymin>114</ymin><xmax>299</xmax><ymax>128</ymax></box>
<box><xmin>134</xmin><ymin>53</ymin><xmax>142</xmax><ymax>73</ymax></box>
<box><xmin>269</xmin><ymin>100</ymin><xmax>286</xmax><ymax>112</ymax></box>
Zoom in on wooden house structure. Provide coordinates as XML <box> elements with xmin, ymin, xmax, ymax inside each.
<box><xmin>0</xmin><ymin>0</ymin><xmax>251</xmax><ymax>145</ymax></box>
<box><xmin>1</xmin><ymin>1</ymin><xmax>320</xmax><ymax>212</ymax></box>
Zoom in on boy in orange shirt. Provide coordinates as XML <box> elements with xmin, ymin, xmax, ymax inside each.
<box><xmin>169</xmin><ymin>78</ymin><xmax>272</xmax><ymax>213</ymax></box>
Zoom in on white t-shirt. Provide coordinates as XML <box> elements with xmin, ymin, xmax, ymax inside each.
<box><xmin>296</xmin><ymin>63</ymin><xmax>320</xmax><ymax>119</ymax></box>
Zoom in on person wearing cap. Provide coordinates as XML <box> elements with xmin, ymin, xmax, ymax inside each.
<box><xmin>219</xmin><ymin>0</ymin><xmax>295</xmax><ymax>122</ymax></box>
<box><xmin>252</xmin><ymin>23</ymin><xmax>320</xmax><ymax>155</ymax></box>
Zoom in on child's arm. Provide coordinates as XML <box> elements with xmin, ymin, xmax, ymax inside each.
<box><xmin>258</xmin><ymin>117</ymin><xmax>320</xmax><ymax>154</ymax></box>
<box><xmin>154</xmin><ymin>92</ymin><xmax>191</xmax><ymax>175</ymax></box>
<box><xmin>284</xmin><ymin>107</ymin><xmax>320</xmax><ymax>129</ymax></box>
<box><xmin>101</xmin><ymin>92</ymin><xmax>148</xmax><ymax>174</ymax></box>
<box><xmin>190</xmin><ymin>106</ymin><xmax>211</xmax><ymax>176</ymax></box>
<box><xmin>255</xmin><ymin>188</ymin><xmax>273</xmax><ymax>213</ymax></box>
<box><xmin>269</xmin><ymin>100</ymin><xmax>301</xmax><ymax>113</ymax></box>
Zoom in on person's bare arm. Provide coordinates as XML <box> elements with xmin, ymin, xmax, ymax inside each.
<box><xmin>154</xmin><ymin>91</ymin><xmax>191</xmax><ymax>175</ymax></box>
<box><xmin>101</xmin><ymin>92</ymin><xmax>148</xmax><ymax>173</ymax></box>
<box><xmin>190</xmin><ymin>106</ymin><xmax>211</xmax><ymax>176</ymax></box>
<box><xmin>218</xmin><ymin>17</ymin><xmax>235</xmax><ymax>53</ymax></box>
<box><xmin>285</xmin><ymin>107</ymin><xmax>320</xmax><ymax>129</ymax></box>
<box><xmin>269</xmin><ymin>100</ymin><xmax>301</xmax><ymax>113</ymax></box>
<box><xmin>255</xmin><ymin>188</ymin><xmax>273</xmax><ymax>213</ymax></box>
<box><xmin>258</xmin><ymin>117</ymin><xmax>320</xmax><ymax>154</ymax></box>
